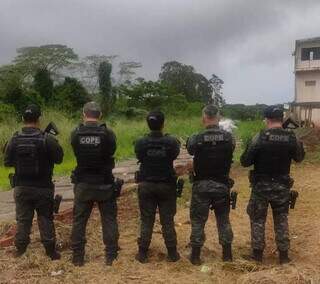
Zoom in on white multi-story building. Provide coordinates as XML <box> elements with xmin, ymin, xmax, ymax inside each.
<box><xmin>291</xmin><ymin>37</ymin><xmax>320</xmax><ymax>127</ymax></box>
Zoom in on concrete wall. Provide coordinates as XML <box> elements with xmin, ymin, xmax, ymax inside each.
<box><xmin>295</xmin><ymin>71</ymin><xmax>320</xmax><ymax>102</ymax></box>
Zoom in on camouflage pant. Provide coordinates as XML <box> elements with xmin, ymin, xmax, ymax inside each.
<box><xmin>190</xmin><ymin>180</ymin><xmax>233</xmax><ymax>248</ymax></box>
<box><xmin>71</xmin><ymin>184</ymin><xmax>119</xmax><ymax>258</ymax></box>
<box><xmin>247</xmin><ymin>182</ymin><xmax>290</xmax><ymax>251</ymax></box>
<box><xmin>137</xmin><ymin>182</ymin><xmax>177</xmax><ymax>249</ymax></box>
<box><xmin>14</xmin><ymin>186</ymin><xmax>56</xmax><ymax>250</ymax></box>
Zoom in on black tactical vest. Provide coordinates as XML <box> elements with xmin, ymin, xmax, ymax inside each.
<box><xmin>254</xmin><ymin>128</ymin><xmax>296</xmax><ymax>176</ymax></box>
<box><xmin>12</xmin><ymin>130</ymin><xmax>52</xmax><ymax>187</ymax></box>
<box><xmin>138</xmin><ymin>134</ymin><xmax>176</xmax><ymax>182</ymax></box>
<box><xmin>193</xmin><ymin>128</ymin><xmax>233</xmax><ymax>183</ymax></box>
<box><xmin>73</xmin><ymin>123</ymin><xmax>114</xmax><ymax>184</ymax></box>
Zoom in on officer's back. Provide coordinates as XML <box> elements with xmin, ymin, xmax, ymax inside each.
<box><xmin>4</xmin><ymin>104</ymin><xmax>63</xmax><ymax>260</ymax></box>
<box><xmin>134</xmin><ymin>111</ymin><xmax>181</xmax><ymax>263</ymax></box>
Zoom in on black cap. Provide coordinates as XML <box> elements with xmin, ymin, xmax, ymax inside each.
<box><xmin>263</xmin><ymin>105</ymin><xmax>284</xmax><ymax>119</ymax></box>
<box><xmin>83</xmin><ymin>101</ymin><xmax>101</xmax><ymax>118</ymax></box>
<box><xmin>146</xmin><ymin>110</ymin><xmax>165</xmax><ymax>130</ymax></box>
<box><xmin>202</xmin><ymin>105</ymin><xmax>219</xmax><ymax>118</ymax></box>
<box><xmin>23</xmin><ymin>104</ymin><xmax>41</xmax><ymax>121</ymax></box>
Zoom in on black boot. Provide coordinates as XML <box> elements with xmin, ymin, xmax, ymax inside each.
<box><xmin>45</xmin><ymin>244</ymin><xmax>61</xmax><ymax>260</ymax></box>
<box><xmin>222</xmin><ymin>244</ymin><xmax>233</xmax><ymax>262</ymax></box>
<box><xmin>167</xmin><ymin>246</ymin><xmax>180</xmax><ymax>262</ymax></box>
<box><xmin>72</xmin><ymin>252</ymin><xmax>85</xmax><ymax>267</ymax></box>
<box><xmin>279</xmin><ymin>250</ymin><xmax>291</xmax><ymax>265</ymax></box>
<box><xmin>13</xmin><ymin>246</ymin><xmax>27</xmax><ymax>258</ymax></box>
<box><xmin>106</xmin><ymin>253</ymin><xmax>118</xmax><ymax>266</ymax></box>
<box><xmin>190</xmin><ymin>247</ymin><xmax>202</xmax><ymax>266</ymax></box>
<box><xmin>135</xmin><ymin>247</ymin><xmax>148</xmax><ymax>263</ymax></box>
<box><xmin>252</xmin><ymin>249</ymin><xmax>263</xmax><ymax>262</ymax></box>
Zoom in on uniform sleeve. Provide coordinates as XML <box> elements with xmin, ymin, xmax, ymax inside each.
<box><xmin>46</xmin><ymin>134</ymin><xmax>64</xmax><ymax>165</ymax></box>
<box><xmin>291</xmin><ymin>136</ymin><xmax>305</xmax><ymax>163</ymax></box>
<box><xmin>3</xmin><ymin>138</ymin><xmax>15</xmax><ymax>167</ymax></box>
<box><xmin>186</xmin><ymin>134</ymin><xmax>198</xmax><ymax>156</ymax></box>
<box><xmin>240</xmin><ymin>133</ymin><xmax>260</xmax><ymax>167</ymax></box>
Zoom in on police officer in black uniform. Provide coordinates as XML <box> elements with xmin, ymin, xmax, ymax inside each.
<box><xmin>4</xmin><ymin>104</ymin><xmax>63</xmax><ymax>259</ymax></box>
<box><xmin>187</xmin><ymin>105</ymin><xmax>235</xmax><ymax>265</ymax></box>
<box><xmin>134</xmin><ymin>111</ymin><xmax>181</xmax><ymax>263</ymax></box>
<box><xmin>241</xmin><ymin>105</ymin><xmax>305</xmax><ymax>264</ymax></box>
<box><xmin>70</xmin><ymin>102</ymin><xmax>119</xmax><ymax>267</ymax></box>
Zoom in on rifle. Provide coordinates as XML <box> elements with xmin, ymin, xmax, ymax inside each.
<box><xmin>44</xmin><ymin>122</ymin><xmax>59</xmax><ymax>136</ymax></box>
<box><xmin>230</xmin><ymin>191</ymin><xmax>238</xmax><ymax>209</ymax></box>
<box><xmin>176</xmin><ymin>178</ymin><xmax>185</xmax><ymax>198</ymax></box>
<box><xmin>290</xmin><ymin>190</ymin><xmax>299</xmax><ymax>209</ymax></box>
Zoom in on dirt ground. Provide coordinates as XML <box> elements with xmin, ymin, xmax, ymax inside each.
<box><xmin>0</xmin><ymin>163</ymin><xmax>320</xmax><ymax>284</ymax></box>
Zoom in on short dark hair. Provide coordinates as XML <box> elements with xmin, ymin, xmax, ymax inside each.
<box><xmin>83</xmin><ymin>101</ymin><xmax>102</xmax><ymax>119</ymax></box>
<box><xmin>146</xmin><ymin>111</ymin><xmax>165</xmax><ymax>131</ymax></box>
<box><xmin>202</xmin><ymin>105</ymin><xmax>219</xmax><ymax>119</ymax></box>
<box><xmin>23</xmin><ymin>104</ymin><xmax>41</xmax><ymax>123</ymax></box>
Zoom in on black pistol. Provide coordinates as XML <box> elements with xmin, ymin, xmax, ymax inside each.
<box><xmin>176</xmin><ymin>178</ymin><xmax>185</xmax><ymax>198</ymax></box>
<box><xmin>44</xmin><ymin>122</ymin><xmax>59</xmax><ymax>136</ymax></box>
<box><xmin>290</xmin><ymin>190</ymin><xmax>299</xmax><ymax>209</ymax></box>
<box><xmin>114</xmin><ymin>178</ymin><xmax>124</xmax><ymax>198</ymax></box>
<box><xmin>230</xmin><ymin>191</ymin><xmax>238</xmax><ymax>210</ymax></box>
<box><xmin>53</xmin><ymin>194</ymin><xmax>63</xmax><ymax>214</ymax></box>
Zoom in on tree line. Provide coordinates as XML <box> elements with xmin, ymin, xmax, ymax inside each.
<box><xmin>0</xmin><ymin>44</ymin><xmax>263</xmax><ymax>120</ymax></box>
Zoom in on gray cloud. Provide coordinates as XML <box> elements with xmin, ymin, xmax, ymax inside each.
<box><xmin>1</xmin><ymin>0</ymin><xmax>320</xmax><ymax>104</ymax></box>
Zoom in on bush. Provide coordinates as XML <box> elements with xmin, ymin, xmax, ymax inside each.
<box><xmin>0</xmin><ymin>104</ymin><xmax>17</xmax><ymax>122</ymax></box>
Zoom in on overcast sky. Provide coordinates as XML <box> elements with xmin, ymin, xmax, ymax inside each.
<box><xmin>1</xmin><ymin>0</ymin><xmax>320</xmax><ymax>104</ymax></box>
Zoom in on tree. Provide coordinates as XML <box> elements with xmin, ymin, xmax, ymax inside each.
<box><xmin>13</xmin><ymin>44</ymin><xmax>78</xmax><ymax>77</ymax></box>
<box><xmin>69</xmin><ymin>54</ymin><xmax>118</xmax><ymax>92</ymax></box>
<box><xmin>33</xmin><ymin>69</ymin><xmax>53</xmax><ymax>102</ymax></box>
<box><xmin>53</xmin><ymin>77</ymin><xmax>89</xmax><ymax>113</ymax></box>
<box><xmin>118</xmin><ymin>61</ymin><xmax>142</xmax><ymax>84</ymax></box>
<box><xmin>98</xmin><ymin>61</ymin><xmax>113</xmax><ymax>114</ymax></box>
<box><xmin>209</xmin><ymin>74</ymin><xmax>225</xmax><ymax>107</ymax></box>
<box><xmin>159</xmin><ymin>61</ymin><xmax>213</xmax><ymax>102</ymax></box>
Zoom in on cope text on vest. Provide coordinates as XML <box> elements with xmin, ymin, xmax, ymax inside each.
<box><xmin>268</xmin><ymin>134</ymin><xmax>289</xmax><ymax>142</ymax></box>
<box><xmin>203</xmin><ymin>134</ymin><xmax>224</xmax><ymax>142</ymax></box>
<box><xmin>79</xmin><ymin>136</ymin><xmax>101</xmax><ymax>146</ymax></box>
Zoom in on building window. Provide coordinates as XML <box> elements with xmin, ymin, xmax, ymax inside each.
<box><xmin>305</xmin><ymin>80</ymin><xmax>316</xmax><ymax>86</ymax></box>
<box><xmin>301</xmin><ymin>47</ymin><xmax>320</xmax><ymax>61</ymax></box>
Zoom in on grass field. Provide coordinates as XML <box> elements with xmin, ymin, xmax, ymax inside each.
<box><xmin>0</xmin><ymin>110</ymin><xmax>268</xmax><ymax>190</ymax></box>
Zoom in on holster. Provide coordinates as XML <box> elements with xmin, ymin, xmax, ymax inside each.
<box><xmin>113</xmin><ymin>178</ymin><xmax>124</xmax><ymax>198</ymax></box>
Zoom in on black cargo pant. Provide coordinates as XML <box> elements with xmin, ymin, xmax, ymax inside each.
<box><xmin>247</xmin><ymin>182</ymin><xmax>290</xmax><ymax>251</ymax></box>
<box><xmin>190</xmin><ymin>180</ymin><xmax>233</xmax><ymax>248</ymax></box>
<box><xmin>137</xmin><ymin>182</ymin><xmax>177</xmax><ymax>249</ymax></box>
<box><xmin>71</xmin><ymin>183</ymin><xmax>119</xmax><ymax>258</ymax></box>
<box><xmin>14</xmin><ymin>186</ymin><xmax>56</xmax><ymax>250</ymax></box>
